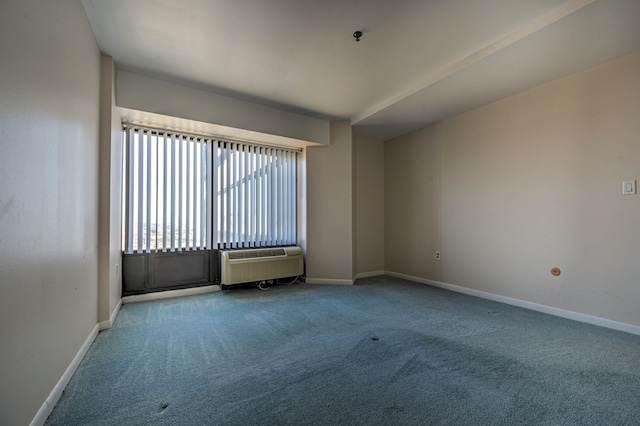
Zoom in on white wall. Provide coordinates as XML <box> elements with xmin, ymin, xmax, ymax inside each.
<box><xmin>297</xmin><ymin>149</ymin><xmax>308</xmax><ymax>260</ymax></box>
<box><xmin>98</xmin><ymin>54</ymin><xmax>123</xmax><ymax>327</ymax></box>
<box><xmin>306</xmin><ymin>121</ymin><xmax>356</xmax><ymax>284</ymax></box>
<box><xmin>355</xmin><ymin>134</ymin><xmax>385</xmax><ymax>276</ymax></box>
<box><xmin>385</xmin><ymin>50</ymin><xmax>640</xmax><ymax>328</ymax></box>
<box><xmin>117</xmin><ymin>69</ymin><xmax>330</xmax><ymax>146</ymax></box>
<box><xmin>0</xmin><ymin>0</ymin><xmax>102</xmax><ymax>424</ymax></box>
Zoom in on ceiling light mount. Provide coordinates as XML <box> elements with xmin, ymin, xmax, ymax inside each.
<box><xmin>353</xmin><ymin>31</ymin><xmax>363</xmax><ymax>42</ymax></box>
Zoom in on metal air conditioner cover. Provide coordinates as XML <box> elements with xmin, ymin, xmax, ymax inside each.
<box><xmin>220</xmin><ymin>246</ymin><xmax>303</xmax><ymax>285</ymax></box>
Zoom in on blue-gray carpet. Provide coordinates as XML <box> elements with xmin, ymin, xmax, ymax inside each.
<box><xmin>46</xmin><ymin>276</ymin><xmax>640</xmax><ymax>425</ymax></box>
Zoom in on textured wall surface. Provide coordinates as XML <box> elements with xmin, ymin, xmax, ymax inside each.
<box><xmin>306</xmin><ymin>121</ymin><xmax>355</xmax><ymax>283</ymax></box>
<box><xmin>355</xmin><ymin>134</ymin><xmax>385</xmax><ymax>275</ymax></box>
<box><xmin>0</xmin><ymin>1</ymin><xmax>101</xmax><ymax>424</ymax></box>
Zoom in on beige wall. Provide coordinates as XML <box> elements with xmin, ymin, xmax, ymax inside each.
<box><xmin>0</xmin><ymin>0</ymin><xmax>101</xmax><ymax>424</ymax></box>
<box><xmin>116</xmin><ymin>69</ymin><xmax>330</xmax><ymax>146</ymax></box>
<box><xmin>306</xmin><ymin>121</ymin><xmax>355</xmax><ymax>283</ymax></box>
<box><xmin>297</xmin><ymin>149</ymin><xmax>308</xmax><ymax>258</ymax></box>
<box><xmin>98</xmin><ymin>55</ymin><xmax>123</xmax><ymax>326</ymax></box>
<box><xmin>351</xmin><ymin>128</ymin><xmax>357</xmax><ymax>276</ymax></box>
<box><xmin>355</xmin><ymin>134</ymin><xmax>385</xmax><ymax>275</ymax></box>
<box><xmin>385</xmin><ymin>50</ymin><xmax>640</xmax><ymax>327</ymax></box>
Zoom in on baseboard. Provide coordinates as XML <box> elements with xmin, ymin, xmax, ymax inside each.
<box><xmin>385</xmin><ymin>271</ymin><xmax>640</xmax><ymax>336</ymax></box>
<box><xmin>30</xmin><ymin>323</ymin><xmax>100</xmax><ymax>426</ymax></box>
<box><xmin>355</xmin><ymin>271</ymin><xmax>385</xmax><ymax>280</ymax></box>
<box><xmin>122</xmin><ymin>284</ymin><xmax>221</xmax><ymax>304</ymax></box>
<box><xmin>305</xmin><ymin>278</ymin><xmax>355</xmax><ymax>286</ymax></box>
<box><xmin>98</xmin><ymin>298</ymin><xmax>122</xmax><ymax>331</ymax></box>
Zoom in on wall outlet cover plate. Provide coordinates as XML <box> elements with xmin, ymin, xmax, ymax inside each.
<box><xmin>622</xmin><ymin>180</ymin><xmax>636</xmax><ymax>195</ymax></box>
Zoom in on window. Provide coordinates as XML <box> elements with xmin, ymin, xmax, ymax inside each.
<box><xmin>122</xmin><ymin>124</ymin><xmax>297</xmax><ymax>254</ymax></box>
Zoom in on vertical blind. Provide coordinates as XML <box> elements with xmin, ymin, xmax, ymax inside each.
<box><xmin>123</xmin><ymin>126</ymin><xmax>211</xmax><ymax>254</ymax></box>
<box><xmin>213</xmin><ymin>141</ymin><xmax>297</xmax><ymax>249</ymax></box>
<box><xmin>123</xmin><ymin>125</ymin><xmax>297</xmax><ymax>254</ymax></box>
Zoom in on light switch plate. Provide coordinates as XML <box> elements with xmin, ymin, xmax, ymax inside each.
<box><xmin>622</xmin><ymin>180</ymin><xmax>636</xmax><ymax>195</ymax></box>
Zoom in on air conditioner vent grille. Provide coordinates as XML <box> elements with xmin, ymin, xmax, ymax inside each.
<box><xmin>227</xmin><ymin>248</ymin><xmax>287</xmax><ymax>260</ymax></box>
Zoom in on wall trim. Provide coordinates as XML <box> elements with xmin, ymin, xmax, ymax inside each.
<box><xmin>305</xmin><ymin>278</ymin><xmax>355</xmax><ymax>286</ymax></box>
<box><xmin>386</xmin><ymin>271</ymin><xmax>640</xmax><ymax>336</ymax></box>
<box><xmin>355</xmin><ymin>271</ymin><xmax>385</xmax><ymax>280</ymax></box>
<box><xmin>30</xmin><ymin>323</ymin><xmax>100</xmax><ymax>426</ymax></box>
<box><xmin>99</xmin><ymin>298</ymin><xmax>122</xmax><ymax>331</ymax></box>
<box><xmin>122</xmin><ymin>284</ymin><xmax>221</xmax><ymax>304</ymax></box>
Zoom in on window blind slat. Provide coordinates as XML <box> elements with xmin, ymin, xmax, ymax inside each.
<box><xmin>185</xmin><ymin>140</ymin><xmax>191</xmax><ymax>251</ymax></box>
<box><xmin>152</xmin><ymin>135</ymin><xmax>159</xmax><ymax>252</ymax></box>
<box><xmin>192</xmin><ymin>140</ymin><xmax>198</xmax><ymax>249</ymax></box>
<box><xmin>290</xmin><ymin>151</ymin><xmax>297</xmax><ymax>243</ymax></box>
<box><xmin>125</xmin><ymin>128</ymin><xmax>134</xmax><ymax>254</ymax></box>
<box><xmin>232</xmin><ymin>145</ymin><xmax>238</xmax><ymax>248</ymax></box>
<box><xmin>282</xmin><ymin>151</ymin><xmax>288</xmax><ymax>244</ymax></box>
<box><xmin>278</xmin><ymin>150</ymin><xmax>284</xmax><ymax>246</ymax></box>
<box><xmin>250</xmin><ymin>147</ymin><xmax>258</xmax><ymax>247</ymax></box>
<box><xmin>161</xmin><ymin>135</ymin><xmax>167</xmax><ymax>251</ymax></box>
<box><xmin>136</xmin><ymin>132</ymin><xmax>144</xmax><ymax>253</ymax></box>
<box><xmin>200</xmin><ymin>142</ymin><xmax>206</xmax><ymax>249</ymax></box>
<box><xmin>206</xmin><ymin>141</ymin><xmax>212</xmax><ymax>249</ymax></box>
<box><xmin>259</xmin><ymin>148</ymin><xmax>265</xmax><ymax>246</ymax></box>
<box><xmin>177</xmin><ymin>137</ymin><xmax>184</xmax><ymax>250</ymax></box>
<box><xmin>242</xmin><ymin>144</ymin><xmax>248</xmax><ymax>247</ymax></box>
<box><xmin>145</xmin><ymin>132</ymin><xmax>152</xmax><ymax>253</ymax></box>
<box><xmin>230</xmin><ymin>146</ymin><xmax>235</xmax><ymax>248</ymax></box>
<box><xmin>269</xmin><ymin>149</ymin><xmax>276</xmax><ymax>246</ymax></box>
<box><xmin>212</xmin><ymin>143</ymin><xmax>219</xmax><ymax>248</ymax></box>
<box><xmin>170</xmin><ymin>135</ymin><xmax>177</xmax><ymax>251</ymax></box>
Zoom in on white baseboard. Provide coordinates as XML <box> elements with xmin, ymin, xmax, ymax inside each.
<box><xmin>30</xmin><ymin>323</ymin><xmax>100</xmax><ymax>426</ymax></box>
<box><xmin>99</xmin><ymin>298</ymin><xmax>122</xmax><ymax>331</ymax></box>
<box><xmin>355</xmin><ymin>271</ymin><xmax>385</xmax><ymax>280</ymax></box>
<box><xmin>306</xmin><ymin>278</ymin><xmax>355</xmax><ymax>286</ymax></box>
<box><xmin>306</xmin><ymin>271</ymin><xmax>385</xmax><ymax>285</ymax></box>
<box><xmin>386</xmin><ymin>271</ymin><xmax>640</xmax><ymax>336</ymax></box>
<box><xmin>122</xmin><ymin>285</ymin><xmax>221</xmax><ymax>304</ymax></box>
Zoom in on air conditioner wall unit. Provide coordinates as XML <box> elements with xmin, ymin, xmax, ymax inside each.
<box><xmin>220</xmin><ymin>246</ymin><xmax>303</xmax><ymax>285</ymax></box>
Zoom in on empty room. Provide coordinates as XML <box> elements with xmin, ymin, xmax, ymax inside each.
<box><xmin>1</xmin><ymin>0</ymin><xmax>639</xmax><ymax>425</ymax></box>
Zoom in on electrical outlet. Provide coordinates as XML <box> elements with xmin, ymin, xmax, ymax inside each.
<box><xmin>435</xmin><ymin>251</ymin><xmax>441</xmax><ymax>261</ymax></box>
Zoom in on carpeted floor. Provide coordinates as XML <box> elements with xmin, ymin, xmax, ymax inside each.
<box><xmin>46</xmin><ymin>276</ymin><xmax>640</xmax><ymax>425</ymax></box>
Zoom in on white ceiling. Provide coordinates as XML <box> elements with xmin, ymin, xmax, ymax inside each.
<box><xmin>82</xmin><ymin>0</ymin><xmax>640</xmax><ymax>141</ymax></box>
